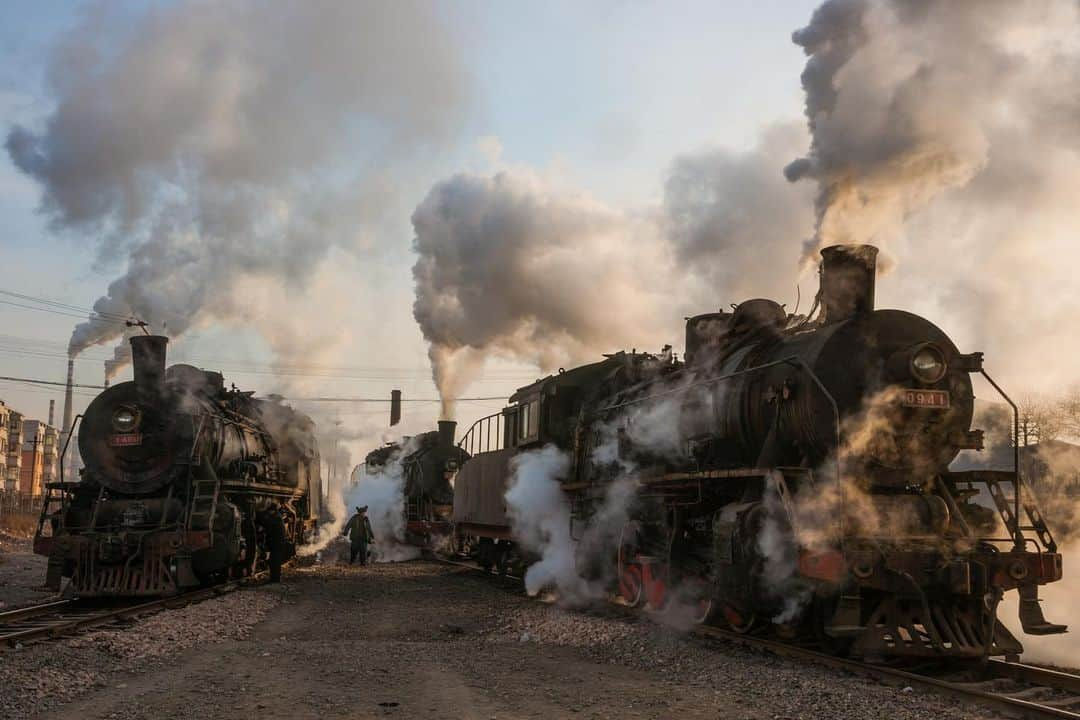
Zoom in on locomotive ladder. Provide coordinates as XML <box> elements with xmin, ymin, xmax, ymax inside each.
<box><xmin>187</xmin><ymin>459</ymin><xmax>222</xmax><ymax>538</ymax></box>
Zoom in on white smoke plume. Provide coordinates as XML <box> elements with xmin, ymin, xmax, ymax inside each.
<box><xmin>304</xmin><ymin>438</ymin><xmax>421</xmax><ymax>563</ymax></box>
<box><xmin>504</xmin><ymin>444</ymin><xmax>637</xmax><ymax>604</ymax></box>
<box><xmin>345</xmin><ymin>457</ymin><xmax>421</xmax><ymax>563</ymax></box>
<box><xmin>785</xmin><ymin>0</ymin><xmax>1080</xmax><ymax>271</ymax></box>
<box><xmin>8</xmin><ymin>0</ymin><xmax>467</xmax><ymax>365</ymax></box>
<box><xmin>411</xmin><ymin>170</ymin><xmax>675</xmax><ymax>418</ymax></box>
<box><xmin>666</xmin><ymin>122</ymin><xmax>815</xmax><ymax>300</ymax></box>
<box><xmin>504</xmin><ymin>444</ymin><xmax>579</xmax><ymax>598</ymax></box>
<box><xmin>412</xmin><ymin>125</ymin><xmax>813</xmax><ymax>416</ymax></box>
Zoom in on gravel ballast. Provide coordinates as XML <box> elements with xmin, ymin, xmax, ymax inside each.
<box><xmin>1</xmin><ymin>560</ymin><xmax>1012</xmax><ymax>720</ymax></box>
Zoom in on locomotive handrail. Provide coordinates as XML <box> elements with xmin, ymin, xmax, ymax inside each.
<box><xmin>977</xmin><ymin>368</ymin><xmax>1025</xmax><ymax>552</ymax></box>
<box><xmin>458</xmin><ymin>411</ymin><xmax>504</xmax><ymax>456</ymax></box>
<box><xmin>38</xmin><ymin>413</ymin><xmax>85</xmax><ymax>539</ymax></box>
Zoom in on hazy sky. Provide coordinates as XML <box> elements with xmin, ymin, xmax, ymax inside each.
<box><xmin>0</xmin><ymin>0</ymin><xmax>819</xmax><ymax>454</ymax></box>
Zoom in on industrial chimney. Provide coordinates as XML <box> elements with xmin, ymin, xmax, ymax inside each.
<box><xmin>60</xmin><ymin>359</ymin><xmax>75</xmax><ymax>480</ymax></box>
<box><xmin>437</xmin><ymin>420</ymin><xmax>457</xmax><ymax>448</ymax></box>
<box><xmin>819</xmin><ymin>244</ymin><xmax>878</xmax><ymax>324</ymax></box>
<box><xmin>390</xmin><ymin>389</ymin><xmax>402</xmax><ymax>427</ymax></box>
<box><xmin>130</xmin><ymin>335</ymin><xmax>169</xmax><ymax>396</ymax></box>
<box><xmin>61</xmin><ymin>359</ymin><xmax>74</xmax><ymax>436</ymax></box>
<box><xmin>48</xmin><ymin>399</ymin><xmax>54</xmax><ymax>426</ymax></box>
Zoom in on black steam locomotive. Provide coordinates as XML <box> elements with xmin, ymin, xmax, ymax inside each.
<box><xmin>361</xmin><ymin>420</ymin><xmax>469</xmax><ymax>545</ymax></box>
<box><xmin>450</xmin><ymin>244</ymin><xmax>1065</xmax><ymax>661</ymax></box>
<box><xmin>34</xmin><ymin>335</ymin><xmax>321</xmax><ymax>597</ymax></box>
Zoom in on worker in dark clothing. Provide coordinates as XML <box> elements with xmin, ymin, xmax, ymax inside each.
<box><xmin>343</xmin><ymin>506</ymin><xmax>374</xmax><ymax>565</ymax></box>
<box><xmin>262</xmin><ymin>505</ymin><xmax>288</xmax><ymax>583</ymax></box>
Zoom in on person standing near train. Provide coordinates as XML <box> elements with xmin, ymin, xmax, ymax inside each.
<box><xmin>343</xmin><ymin>506</ymin><xmax>374</xmax><ymax>565</ymax></box>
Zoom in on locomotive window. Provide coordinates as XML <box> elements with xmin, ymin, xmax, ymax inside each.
<box><xmin>515</xmin><ymin>400</ymin><xmax>540</xmax><ymax>443</ymax></box>
<box><xmin>519</xmin><ymin>404</ymin><xmax>530</xmax><ymax>440</ymax></box>
<box><xmin>528</xmin><ymin>400</ymin><xmax>540</xmax><ymax>439</ymax></box>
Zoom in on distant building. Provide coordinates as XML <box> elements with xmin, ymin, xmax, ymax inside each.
<box><xmin>20</xmin><ymin>420</ymin><xmax>58</xmax><ymax>498</ymax></box>
<box><xmin>42</xmin><ymin>424</ymin><xmax>59</xmax><ymax>486</ymax></box>
<box><xmin>0</xmin><ymin>402</ymin><xmax>8</xmax><ymax>491</ymax></box>
<box><xmin>5</xmin><ymin>408</ymin><xmax>23</xmax><ymax>493</ymax></box>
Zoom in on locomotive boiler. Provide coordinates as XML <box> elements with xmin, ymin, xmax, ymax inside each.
<box><xmin>34</xmin><ymin>335</ymin><xmax>321</xmax><ymax>597</ymax></box>
<box><xmin>454</xmin><ymin>244</ymin><xmax>1066</xmax><ymax>661</ymax></box>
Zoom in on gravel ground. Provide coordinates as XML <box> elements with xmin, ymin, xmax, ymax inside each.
<box><xmin>0</xmin><ymin>534</ymin><xmax>57</xmax><ymax>611</ymax></box>
<box><xmin>0</xmin><ymin>588</ymin><xmax>280</xmax><ymax>719</ymax></box>
<box><xmin>0</xmin><ymin>560</ymin><xmax>1010</xmax><ymax>720</ymax></box>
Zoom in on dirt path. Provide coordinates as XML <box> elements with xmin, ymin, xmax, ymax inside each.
<box><xmin>13</xmin><ymin>560</ymin><xmax>1002</xmax><ymax>720</ymax></box>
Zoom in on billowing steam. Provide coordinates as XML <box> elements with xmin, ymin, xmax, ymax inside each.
<box><xmin>9</xmin><ymin>0</ymin><xmax>467</xmax><ymax>366</ymax></box>
<box><xmin>784</xmin><ymin>0</ymin><xmax>1080</xmax><ymax>268</ymax></box>
<box><xmin>505</xmin><ymin>444</ymin><xmax>637</xmax><ymax>604</ymax></box>
<box><xmin>412</xmin><ymin>126</ymin><xmax>812</xmax><ymax>415</ymax></box>
<box><xmin>504</xmin><ymin>445</ymin><xmax>578</xmax><ymax>597</ymax></box>
<box><xmin>411</xmin><ymin>171</ymin><xmax>674</xmax><ymax>418</ymax></box>
<box><xmin>345</xmin><ymin>453</ymin><xmax>421</xmax><ymax>563</ymax></box>
<box><xmin>303</xmin><ymin>438</ymin><xmax>420</xmax><ymax>563</ymax></box>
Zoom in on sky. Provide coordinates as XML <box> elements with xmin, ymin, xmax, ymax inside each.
<box><xmin>5</xmin><ymin>0</ymin><xmax>1073</xmax><ymax>475</ymax></box>
<box><xmin>0</xmin><ymin>0</ymin><xmax>819</xmax><ymax>459</ymax></box>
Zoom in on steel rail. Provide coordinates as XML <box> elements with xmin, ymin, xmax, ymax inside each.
<box><xmin>0</xmin><ymin>575</ymin><xmax>264</xmax><ymax>648</ymax></box>
<box><xmin>436</xmin><ymin>555</ymin><xmax>1080</xmax><ymax>719</ymax></box>
<box><xmin>693</xmin><ymin>624</ymin><xmax>1080</xmax><ymax>720</ymax></box>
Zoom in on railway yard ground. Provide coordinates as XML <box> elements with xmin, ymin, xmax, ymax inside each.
<box><xmin>0</xmin><ymin>558</ymin><xmax>1017</xmax><ymax>720</ymax></box>
<box><xmin>0</xmin><ymin>532</ymin><xmax>56</xmax><ymax>612</ymax></box>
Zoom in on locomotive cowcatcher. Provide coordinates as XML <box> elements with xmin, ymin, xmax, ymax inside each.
<box><xmin>34</xmin><ymin>335</ymin><xmax>322</xmax><ymax>597</ymax></box>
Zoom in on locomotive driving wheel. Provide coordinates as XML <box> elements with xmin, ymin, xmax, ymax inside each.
<box><xmin>721</xmin><ymin>603</ymin><xmax>761</xmax><ymax>634</ymax></box>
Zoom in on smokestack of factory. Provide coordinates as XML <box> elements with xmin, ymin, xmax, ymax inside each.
<box><xmin>48</xmin><ymin>399</ymin><xmax>54</xmax><ymax>426</ymax></box>
<box><xmin>60</xmin><ymin>358</ymin><xmax>74</xmax><ymax>479</ymax></box>
<box><xmin>61</xmin><ymin>358</ymin><xmax>74</xmax><ymax>437</ymax></box>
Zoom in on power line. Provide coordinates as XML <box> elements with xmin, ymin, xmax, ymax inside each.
<box><xmin>0</xmin><ymin>289</ymin><xmax>130</xmax><ymax>321</ymax></box>
<box><xmin>0</xmin><ymin>375</ymin><xmax>105</xmax><ymax>389</ymax></box>
<box><xmin>0</xmin><ymin>377</ymin><xmax>507</xmax><ymax>405</ymax></box>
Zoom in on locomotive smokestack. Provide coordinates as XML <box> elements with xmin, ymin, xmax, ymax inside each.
<box><xmin>438</xmin><ymin>420</ymin><xmax>457</xmax><ymax>448</ymax></box>
<box><xmin>819</xmin><ymin>244</ymin><xmax>878</xmax><ymax>324</ymax></box>
<box><xmin>130</xmin><ymin>335</ymin><xmax>169</xmax><ymax>396</ymax></box>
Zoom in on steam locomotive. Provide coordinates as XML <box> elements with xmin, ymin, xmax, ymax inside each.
<box><xmin>34</xmin><ymin>335</ymin><xmax>321</xmax><ymax>597</ymax></box>
<box><xmin>445</xmin><ymin>243</ymin><xmax>1065</xmax><ymax>661</ymax></box>
<box><xmin>360</xmin><ymin>420</ymin><xmax>469</xmax><ymax>546</ymax></box>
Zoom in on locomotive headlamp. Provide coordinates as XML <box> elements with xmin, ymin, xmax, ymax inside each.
<box><xmin>111</xmin><ymin>405</ymin><xmax>141</xmax><ymax>432</ymax></box>
<box><xmin>910</xmin><ymin>345</ymin><xmax>947</xmax><ymax>384</ymax></box>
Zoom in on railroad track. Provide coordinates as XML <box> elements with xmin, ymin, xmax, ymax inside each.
<box><xmin>0</xmin><ymin>576</ymin><xmax>260</xmax><ymax>648</ymax></box>
<box><xmin>437</xmin><ymin>554</ymin><xmax>1080</xmax><ymax>719</ymax></box>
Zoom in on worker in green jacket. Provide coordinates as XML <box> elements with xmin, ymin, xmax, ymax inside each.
<box><xmin>344</xmin><ymin>506</ymin><xmax>374</xmax><ymax>565</ymax></box>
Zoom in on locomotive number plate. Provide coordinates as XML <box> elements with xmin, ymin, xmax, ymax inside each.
<box><xmin>109</xmin><ymin>433</ymin><xmax>144</xmax><ymax>447</ymax></box>
<box><xmin>901</xmin><ymin>389</ymin><xmax>950</xmax><ymax>409</ymax></box>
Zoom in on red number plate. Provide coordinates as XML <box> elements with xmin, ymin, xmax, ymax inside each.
<box><xmin>109</xmin><ymin>433</ymin><xmax>144</xmax><ymax>447</ymax></box>
<box><xmin>901</xmin><ymin>389</ymin><xmax>950</xmax><ymax>409</ymax></box>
